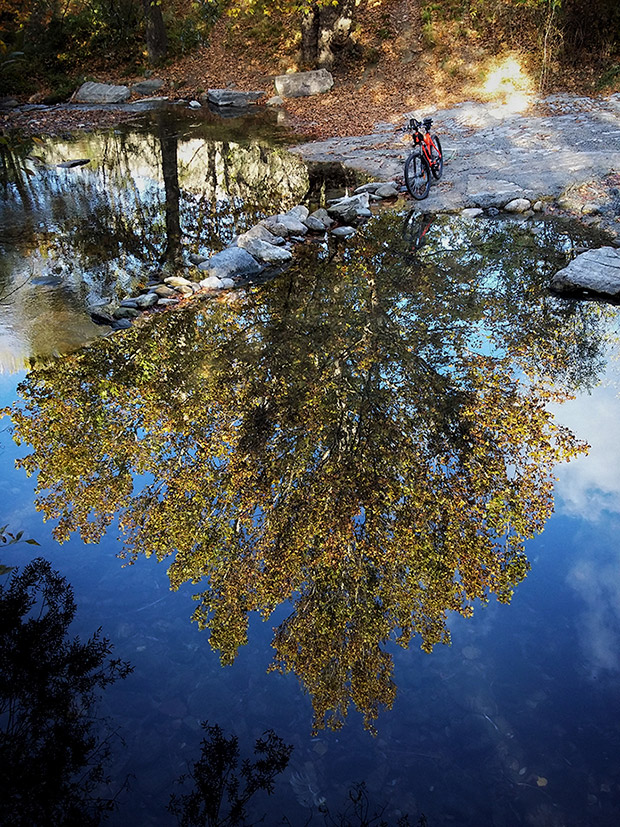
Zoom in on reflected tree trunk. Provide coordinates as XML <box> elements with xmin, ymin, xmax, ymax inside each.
<box><xmin>158</xmin><ymin>115</ymin><xmax>181</xmax><ymax>264</ymax></box>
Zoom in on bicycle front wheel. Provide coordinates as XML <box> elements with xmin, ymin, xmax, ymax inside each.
<box><xmin>404</xmin><ymin>152</ymin><xmax>431</xmax><ymax>200</ymax></box>
<box><xmin>430</xmin><ymin>134</ymin><xmax>443</xmax><ymax>180</ymax></box>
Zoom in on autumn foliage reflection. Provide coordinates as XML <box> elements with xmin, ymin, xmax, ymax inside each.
<box><xmin>7</xmin><ymin>213</ymin><xmax>607</xmax><ymax>732</ymax></box>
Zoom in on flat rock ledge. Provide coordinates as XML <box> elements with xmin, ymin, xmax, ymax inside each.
<box><xmin>89</xmin><ymin>182</ymin><xmax>399</xmax><ymax>333</ymax></box>
<box><xmin>551</xmin><ymin>247</ymin><xmax>620</xmax><ymax>300</ymax></box>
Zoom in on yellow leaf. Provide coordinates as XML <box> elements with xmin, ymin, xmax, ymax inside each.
<box><xmin>536</xmin><ymin>776</ymin><xmax>548</xmax><ymax>787</ymax></box>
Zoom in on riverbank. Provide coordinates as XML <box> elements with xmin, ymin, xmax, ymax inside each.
<box><xmin>288</xmin><ymin>92</ymin><xmax>620</xmax><ymax>242</ymax></box>
<box><xmin>3</xmin><ymin>91</ymin><xmax>619</xmax><ymax>241</ymax></box>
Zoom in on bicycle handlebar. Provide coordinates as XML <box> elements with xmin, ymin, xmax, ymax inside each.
<box><xmin>408</xmin><ymin>117</ymin><xmax>433</xmax><ymax>131</ymax></box>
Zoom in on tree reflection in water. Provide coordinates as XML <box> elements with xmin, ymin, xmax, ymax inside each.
<box><xmin>0</xmin><ymin>558</ymin><xmax>133</xmax><ymax>825</ymax></box>
<box><xmin>6</xmin><ymin>212</ymin><xmax>615</xmax><ymax>733</ymax></box>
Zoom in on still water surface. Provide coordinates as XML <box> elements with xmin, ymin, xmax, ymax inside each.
<box><xmin>2</xmin><ymin>108</ymin><xmax>620</xmax><ymax>826</ymax></box>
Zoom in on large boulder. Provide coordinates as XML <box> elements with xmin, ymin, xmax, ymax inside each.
<box><xmin>207</xmin><ymin>89</ymin><xmax>264</xmax><ymax>107</ymax></box>
<box><xmin>72</xmin><ymin>82</ymin><xmax>131</xmax><ymax>104</ymax></box>
<box><xmin>551</xmin><ymin>247</ymin><xmax>620</xmax><ymax>299</ymax></box>
<box><xmin>274</xmin><ymin>69</ymin><xmax>333</xmax><ymax>98</ymax></box>
<box><xmin>197</xmin><ymin>247</ymin><xmax>263</xmax><ymax>280</ymax></box>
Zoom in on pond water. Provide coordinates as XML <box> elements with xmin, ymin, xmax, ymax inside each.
<box><xmin>2</xmin><ymin>107</ymin><xmax>620</xmax><ymax>827</ymax></box>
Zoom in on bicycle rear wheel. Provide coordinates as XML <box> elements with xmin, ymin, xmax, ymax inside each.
<box><xmin>430</xmin><ymin>134</ymin><xmax>443</xmax><ymax>180</ymax></box>
<box><xmin>404</xmin><ymin>152</ymin><xmax>431</xmax><ymax>200</ymax></box>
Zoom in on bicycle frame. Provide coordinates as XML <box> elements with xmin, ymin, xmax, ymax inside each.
<box><xmin>410</xmin><ymin>120</ymin><xmax>441</xmax><ymax>171</ymax></box>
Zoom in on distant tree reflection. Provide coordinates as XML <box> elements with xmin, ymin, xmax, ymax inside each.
<box><xmin>6</xmin><ymin>212</ymin><xmax>614</xmax><ymax>732</ymax></box>
<box><xmin>0</xmin><ymin>558</ymin><xmax>133</xmax><ymax>825</ymax></box>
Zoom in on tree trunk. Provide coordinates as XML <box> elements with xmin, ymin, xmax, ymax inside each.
<box><xmin>142</xmin><ymin>0</ymin><xmax>168</xmax><ymax>65</ymax></box>
<box><xmin>301</xmin><ymin>4</ymin><xmax>320</xmax><ymax>69</ymax></box>
<box><xmin>300</xmin><ymin>0</ymin><xmax>356</xmax><ymax>69</ymax></box>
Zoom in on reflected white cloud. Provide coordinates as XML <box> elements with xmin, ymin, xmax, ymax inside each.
<box><xmin>549</xmin><ymin>366</ymin><xmax>620</xmax><ymax>519</ymax></box>
<box><xmin>569</xmin><ymin>548</ymin><xmax>620</xmax><ymax>673</ymax></box>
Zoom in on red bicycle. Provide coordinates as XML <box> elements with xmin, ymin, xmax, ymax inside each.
<box><xmin>404</xmin><ymin>117</ymin><xmax>443</xmax><ymax>200</ymax></box>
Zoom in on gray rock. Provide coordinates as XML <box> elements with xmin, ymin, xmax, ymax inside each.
<box><xmin>354</xmin><ymin>183</ymin><xmax>381</xmax><ymax>194</ymax></box>
<box><xmin>273</xmin><ymin>214</ymin><xmax>308</xmax><ymax>235</ymax></box>
<box><xmin>304</xmin><ymin>216</ymin><xmax>327</xmax><ymax>232</ymax></box>
<box><xmin>374</xmin><ymin>183</ymin><xmax>399</xmax><ymax>199</ymax></box>
<box><xmin>134</xmin><ymin>292</ymin><xmax>159</xmax><ymax>309</ymax></box>
<box><xmin>504</xmin><ymin>198</ymin><xmax>531</xmax><ymax>213</ymax></box>
<box><xmin>237</xmin><ymin>237</ymin><xmax>293</xmax><ymax>264</ymax></box>
<box><xmin>551</xmin><ymin>247</ymin><xmax>620</xmax><ymax>298</ymax></box>
<box><xmin>72</xmin><ymin>81</ymin><xmax>130</xmax><ymax>104</ymax></box>
<box><xmin>113</xmin><ymin>306</ymin><xmax>141</xmax><ymax>319</ymax></box>
<box><xmin>332</xmin><ymin>226</ymin><xmax>357</xmax><ymax>238</ymax></box>
<box><xmin>207</xmin><ymin>89</ymin><xmax>264</xmax><ymax>107</ymax></box>
<box><xmin>131</xmin><ymin>78</ymin><xmax>164</xmax><ymax>95</ymax></box>
<box><xmin>112</xmin><ymin>318</ymin><xmax>132</xmax><ymax>330</ymax></box>
<box><xmin>238</xmin><ymin>225</ymin><xmax>285</xmax><ymax>245</ymax></box>
<box><xmin>287</xmin><ymin>205</ymin><xmax>309</xmax><ymax>221</ymax></box>
<box><xmin>327</xmin><ymin>193</ymin><xmax>370</xmax><ymax>221</ymax></box>
<box><xmin>153</xmin><ymin>285</ymin><xmax>177</xmax><ymax>298</ymax></box>
<box><xmin>309</xmin><ymin>208</ymin><xmax>334</xmax><ymax>228</ymax></box>
<box><xmin>266</xmin><ymin>95</ymin><xmax>284</xmax><ymax>107</ymax></box>
<box><xmin>260</xmin><ymin>217</ymin><xmax>291</xmax><ymax>237</ymax></box>
<box><xmin>274</xmin><ymin>69</ymin><xmax>333</xmax><ymax>98</ymax></box>
<box><xmin>164</xmin><ymin>275</ymin><xmax>195</xmax><ymax>288</ymax></box>
<box><xmin>175</xmin><ymin>285</ymin><xmax>194</xmax><ymax>296</ymax></box>
<box><xmin>200</xmin><ymin>275</ymin><xmax>224</xmax><ymax>290</ymax></box>
<box><xmin>188</xmin><ymin>252</ymin><xmax>209</xmax><ymax>265</ymax></box>
<box><xmin>119</xmin><ymin>298</ymin><xmax>139</xmax><ymax>308</ymax></box>
<box><xmin>461</xmin><ymin>208</ymin><xmax>484</xmax><ymax>219</ymax></box>
<box><xmin>157</xmin><ymin>297</ymin><xmax>180</xmax><ymax>306</ymax></box>
<box><xmin>582</xmin><ymin>202</ymin><xmax>601</xmax><ymax>215</ymax></box>
<box><xmin>57</xmin><ymin>159</ymin><xmax>90</xmax><ymax>169</ymax></box>
<box><xmin>198</xmin><ymin>246</ymin><xmax>263</xmax><ymax>279</ymax></box>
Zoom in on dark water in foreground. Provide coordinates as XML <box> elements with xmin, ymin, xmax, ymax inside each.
<box><xmin>2</xmin><ymin>109</ymin><xmax>620</xmax><ymax>826</ymax></box>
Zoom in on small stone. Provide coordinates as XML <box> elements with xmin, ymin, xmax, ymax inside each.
<box><xmin>119</xmin><ymin>298</ymin><xmax>139</xmax><ymax>308</ymax></box>
<box><xmin>164</xmin><ymin>275</ymin><xmax>195</xmax><ymax>288</ymax></box>
<box><xmin>188</xmin><ymin>252</ymin><xmax>209</xmax><ymax>265</ymax></box>
<box><xmin>304</xmin><ymin>216</ymin><xmax>328</xmax><ymax>232</ymax></box>
<box><xmin>504</xmin><ymin>198</ymin><xmax>531</xmax><ymax>213</ymax></box>
<box><xmin>153</xmin><ymin>285</ymin><xmax>177</xmax><ymax>298</ymax></box>
<box><xmin>200</xmin><ymin>275</ymin><xmax>224</xmax><ymax>290</ymax></box>
<box><xmin>175</xmin><ymin>285</ymin><xmax>194</xmax><ymax>296</ymax></box>
<box><xmin>111</xmin><ymin>318</ymin><xmax>132</xmax><ymax>330</ymax></box>
<box><xmin>157</xmin><ymin>297</ymin><xmax>179</xmax><ymax>306</ymax></box>
<box><xmin>374</xmin><ymin>183</ymin><xmax>399</xmax><ymax>199</ymax></box>
<box><xmin>236</xmin><ymin>236</ymin><xmax>293</xmax><ymax>264</ymax></box>
<box><xmin>308</xmin><ymin>208</ymin><xmax>334</xmax><ymax>228</ymax></box>
<box><xmin>331</xmin><ymin>226</ymin><xmax>356</xmax><ymax>238</ymax></box>
<box><xmin>461</xmin><ymin>208</ymin><xmax>483</xmax><ymax>219</ymax></box>
<box><xmin>581</xmin><ymin>202</ymin><xmax>600</xmax><ymax>215</ymax></box>
<box><xmin>266</xmin><ymin>95</ymin><xmax>284</xmax><ymax>106</ymax></box>
<box><xmin>113</xmin><ymin>306</ymin><xmax>140</xmax><ymax>319</ymax></box>
<box><xmin>134</xmin><ymin>292</ymin><xmax>159</xmax><ymax>309</ymax></box>
<box><xmin>238</xmin><ymin>224</ymin><xmax>285</xmax><ymax>246</ymax></box>
<box><xmin>189</xmin><ymin>100</ymin><xmax>201</xmax><ymax>109</ymax></box>
<box><xmin>533</xmin><ymin>200</ymin><xmax>544</xmax><ymax>212</ymax></box>
<box><xmin>287</xmin><ymin>205</ymin><xmax>309</xmax><ymax>221</ymax></box>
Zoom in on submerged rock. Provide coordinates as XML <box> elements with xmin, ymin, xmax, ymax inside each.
<box><xmin>198</xmin><ymin>247</ymin><xmax>263</xmax><ymax>279</ymax></box>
